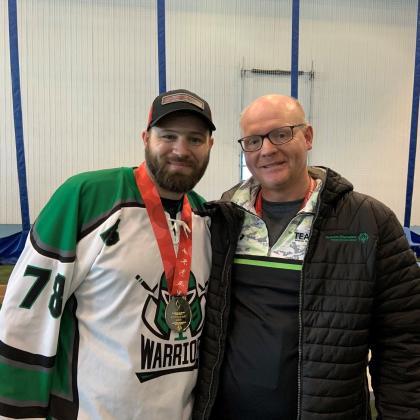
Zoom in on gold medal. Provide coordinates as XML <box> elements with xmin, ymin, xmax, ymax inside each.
<box><xmin>165</xmin><ymin>296</ymin><xmax>192</xmax><ymax>332</ymax></box>
<box><xmin>135</xmin><ymin>164</ymin><xmax>193</xmax><ymax>334</ymax></box>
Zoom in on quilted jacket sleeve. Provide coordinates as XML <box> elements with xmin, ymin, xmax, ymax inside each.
<box><xmin>369</xmin><ymin>203</ymin><xmax>420</xmax><ymax>419</ymax></box>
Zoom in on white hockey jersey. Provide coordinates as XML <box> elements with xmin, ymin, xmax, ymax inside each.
<box><xmin>0</xmin><ymin>167</ymin><xmax>211</xmax><ymax>420</ymax></box>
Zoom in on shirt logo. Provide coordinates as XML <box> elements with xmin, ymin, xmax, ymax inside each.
<box><xmin>161</xmin><ymin>93</ymin><xmax>204</xmax><ymax>110</ymax></box>
<box><xmin>295</xmin><ymin>231</ymin><xmax>310</xmax><ymax>241</ymax></box>
<box><xmin>135</xmin><ymin>271</ymin><xmax>207</xmax><ymax>382</ymax></box>
<box><xmin>100</xmin><ymin>219</ymin><xmax>120</xmax><ymax>246</ymax></box>
<box><xmin>325</xmin><ymin>232</ymin><xmax>369</xmax><ymax>243</ymax></box>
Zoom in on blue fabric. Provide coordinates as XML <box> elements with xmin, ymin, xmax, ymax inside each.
<box><xmin>3</xmin><ymin>0</ymin><xmax>30</xmax><ymax>265</ymax></box>
<box><xmin>413</xmin><ymin>229</ymin><xmax>420</xmax><ymax>243</ymax></box>
<box><xmin>291</xmin><ymin>0</ymin><xmax>300</xmax><ymax>98</ymax></box>
<box><xmin>403</xmin><ymin>227</ymin><xmax>420</xmax><ymax>257</ymax></box>
<box><xmin>405</xmin><ymin>0</ymin><xmax>420</xmax><ymax>227</ymax></box>
<box><xmin>157</xmin><ymin>0</ymin><xmax>166</xmax><ymax>94</ymax></box>
<box><xmin>8</xmin><ymin>0</ymin><xmax>30</xmax><ymax>232</ymax></box>
<box><xmin>0</xmin><ymin>230</ymin><xmax>29</xmax><ymax>264</ymax></box>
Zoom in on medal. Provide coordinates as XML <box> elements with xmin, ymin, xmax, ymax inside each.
<box><xmin>165</xmin><ymin>296</ymin><xmax>192</xmax><ymax>332</ymax></box>
<box><xmin>135</xmin><ymin>163</ymin><xmax>193</xmax><ymax>333</ymax></box>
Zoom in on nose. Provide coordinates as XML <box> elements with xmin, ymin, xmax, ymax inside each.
<box><xmin>260</xmin><ymin>135</ymin><xmax>278</xmax><ymax>156</ymax></box>
<box><xmin>172</xmin><ymin>137</ymin><xmax>191</xmax><ymax>156</ymax></box>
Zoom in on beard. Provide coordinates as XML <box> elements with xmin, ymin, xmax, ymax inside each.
<box><xmin>145</xmin><ymin>147</ymin><xmax>210</xmax><ymax>193</ymax></box>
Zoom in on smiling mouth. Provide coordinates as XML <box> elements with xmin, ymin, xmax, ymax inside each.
<box><xmin>167</xmin><ymin>160</ymin><xmax>193</xmax><ymax>168</ymax></box>
<box><xmin>260</xmin><ymin>161</ymin><xmax>286</xmax><ymax>169</ymax></box>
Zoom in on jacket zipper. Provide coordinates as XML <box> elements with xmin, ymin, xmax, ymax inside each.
<box><xmin>297</xmin><ymin>267</ymin><xmax>303</xmax><ymax>420</ymax></box>
<box><xmin>237</xmin><ymin>204</ymin><xmax>311</xmax><ymax>418</ymax></box>
<box><xmin>363</xmin><ymin>364</ymin><xmax>370</xmax><ymax>420</ymax></box>
<box><xmin>202</xmin><ymin>242</ymin><xmax>233</xmax><ymax>419</ymax></box>
<box><xmin>297</xmin><ymin>186</ymin><xmax>324</xmax><ymax>420</ymax></box>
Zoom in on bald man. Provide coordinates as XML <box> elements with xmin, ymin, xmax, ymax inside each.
<box><xmin>193</xmin><ymin>95</ymin><xmax>420</xmax><ymax>420</ymax></box>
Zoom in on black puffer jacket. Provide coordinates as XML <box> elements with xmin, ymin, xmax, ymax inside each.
<box><xmin>194</xmin><ymin>167</ymin><xmax>420</xmax><ymax>420</ymax></box>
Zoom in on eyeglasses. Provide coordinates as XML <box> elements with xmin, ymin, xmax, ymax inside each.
<box><xmin>237</xmin><ymin>124</ymin><xmax>307</xmax><ymax>152</ymax></box>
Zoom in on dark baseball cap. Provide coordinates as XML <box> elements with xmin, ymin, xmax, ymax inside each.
<box><xmin>147</xmin><ymin>89</ymin><xmax>216</xmax><ymax>131</ymax></box>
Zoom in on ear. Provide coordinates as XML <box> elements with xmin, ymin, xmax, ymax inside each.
<box><xmin>208</xmin><ymin>136</ymin><xmax>214</xmax><ymax>150</ymax></box>
<box><xmin>304</xmin><ymin>125</ymin><xmax>313</xmax><ymax>151</ymax></box>
<box><xmin>141</xmin><ymin>130</ymin><xmax>150</xmax><ymax>147</ymax></box>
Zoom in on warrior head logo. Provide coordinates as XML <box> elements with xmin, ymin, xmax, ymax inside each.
<box><xmin>138</xmin><ymin>271</ymin><xmax>206</xmax><ymax>341</ymax></box>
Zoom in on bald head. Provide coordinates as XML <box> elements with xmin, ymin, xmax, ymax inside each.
<box><xmin>239</xmin><ymin>94</ymin><xmax>313</xmax><ymax>202</ymax></box>
<box><xmin>240</xmin><ymin>95</ymin><xmax>307</xmax><ymax>136</ymax></box>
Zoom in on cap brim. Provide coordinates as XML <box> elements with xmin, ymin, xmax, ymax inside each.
<box><xmin>148</xmin><ymin>107</ymin><xmax>216</xmax><ymax>131</ymax></box>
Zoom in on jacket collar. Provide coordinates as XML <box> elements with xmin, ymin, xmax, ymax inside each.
<box><xmin>311</xmin><ymin>166</ymin><xmax>353</xmax><ymax>209</ymax></box>
<box><xmin>227</xmin><ymin>166</ymin><xmax>353</xmax><ymax>215</ymax></box>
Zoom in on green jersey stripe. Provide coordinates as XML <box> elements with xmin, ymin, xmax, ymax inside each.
<box><xmin>33</xmin><ymin>168</ymin><xmax>141</xmax><ymax>255</ymax></box>
<box><xmin>51</xmin><ymin>296</ymin><xmax>79</xmax><ymax>399</ymax></box>
<box><xmin>31</xmin><ymin>168</ymin><xmax>206</xmax><ymax>261</ymax></box>
<box><xmin>233</xmin><ymin>257</ymin><xmax>302</xmax><ymax>271</ymax></box>
<box><xmin>0</xmin><ymin>362</ymin><xmax>52</xmax><ymax>403</ymax></box>
<box><xmin>186</xmin><ymin>191</ymin><xmax>206</xmax><ymax>210</ymax></box>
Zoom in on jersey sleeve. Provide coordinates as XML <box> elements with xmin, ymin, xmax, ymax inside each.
<box><xmin>0</xmin><ymin>176</ymin><xmax>96</xmax><ymax>419</ymax></box>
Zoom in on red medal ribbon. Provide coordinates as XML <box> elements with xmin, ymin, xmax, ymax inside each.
<box><xmin>254</xmin><ymin>176</ymin><xmax>317</xmax><ymax>217</ymax></box>
<box><xmin>134</xmin><ymin>162</ymin><xmax>192</xmax><ymax>297</ymax></box>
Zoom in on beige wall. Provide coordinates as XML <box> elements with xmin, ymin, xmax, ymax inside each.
<box><xmin>1</xmin><ymin>0</ymin><xmax>419</xmax><ymax>225</ymax></box>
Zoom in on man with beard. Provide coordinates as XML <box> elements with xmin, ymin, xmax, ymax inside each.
<box><xmin>0</xmin><ymin>89</ymin><xmax>215</xmax><ymax>419</ymax></box>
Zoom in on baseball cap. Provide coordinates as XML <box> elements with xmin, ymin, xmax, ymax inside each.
<box><xmin>147</xmin><ymin>89</ymin><xmax>216</xmax><ymax>131</ymax></box>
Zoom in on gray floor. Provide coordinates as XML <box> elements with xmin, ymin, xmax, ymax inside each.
<box><xmin>0</xmin><ymin>224</ymin><xmax>23</xmax><ymax>238</ymax></box>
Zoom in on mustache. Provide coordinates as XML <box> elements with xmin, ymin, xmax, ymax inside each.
<box><xmin>166</xmin><ymin>156</ymin><xmax>194</xmax><ymax>165</ymax></box>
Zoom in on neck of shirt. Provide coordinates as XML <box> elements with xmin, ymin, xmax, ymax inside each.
<box><xmin>262</xmin><ymin>197</ymin><xmax>304</xmax><ymax>247</ymax></box>
<box><xmin>160</xmin><ymin>196</ymin><xmax>184</xmax><ymax>220</ymax></box>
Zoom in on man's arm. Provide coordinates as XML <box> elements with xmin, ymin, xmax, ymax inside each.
<box><xmin>369</xmin><ymin>207</ymin><xmax>420</xmax><ymax>418</ymax></box>
<box><xmin>0</xmin><ymin>179</ymin><xmax>85</xmax><ymax>419</ymax></box>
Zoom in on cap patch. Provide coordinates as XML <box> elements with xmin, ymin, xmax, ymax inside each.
<box><xmin>161</xmin><ymin>93</ymin><xmax>204</xmax><ymax>110</ymax></box>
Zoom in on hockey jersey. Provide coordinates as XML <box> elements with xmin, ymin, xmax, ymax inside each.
<box><xmin>0</xmin><ymin>167</ymin><xmax>211</xmax><ymax>420</ymax></box>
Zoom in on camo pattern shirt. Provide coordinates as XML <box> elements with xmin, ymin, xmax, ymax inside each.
<box><xmin>225</xmin><ymin>174</ymin><xmax>323</xmax><ymax>261</ymax></box>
